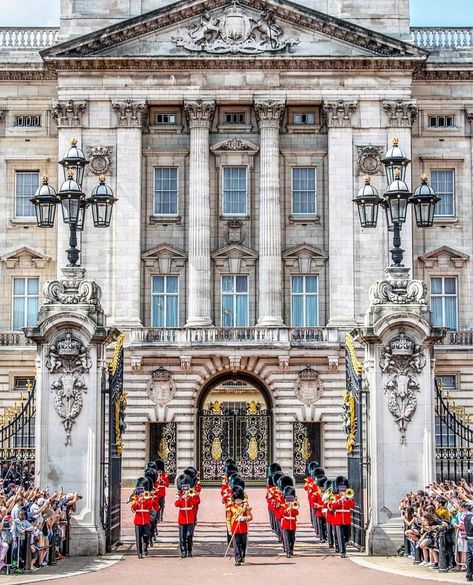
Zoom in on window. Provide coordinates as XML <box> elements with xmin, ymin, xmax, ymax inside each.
<box><xmin>292</xmin><ymin>167</ymin><xmax>317</xmax><ymax>215</ymax></box>
<box><xmin>435</xmin><ymin>415</ymin><xmax>456</xmax><ymax>448</ymax></box>
<box><xmin>155</xmin><ymin>113</ymin><xmax>176</xmax><ymax>125</ymax></box>
<box><xmin>431</xmin><ymin>170</ymin><xmax>454</xmax><ymax>217</ymax></box>
<box><xmin>15</xmin><ymin>115</ymin><xmax>41</xmax><ymax>128</ymax></box>
<box><xmin>12</xmin><ymin>277</ymin><xmax>39</xmax><ymax>330</ymax></box>
<box><xmin>431</xmin><ymin>277</ymin><xmax>457</xmax><ymax>330</ymax></box>
<box><xmin>436</xmin><ymin>375</ymin><xmax>456</xmax><ymax>394</ymax></box>
<box><xmin>428</xmin><ymin>115</ymin><xmax>454</xmax><ymax>128</ymax></box>
<box><xmin>291</xmin><ymin>275</ymin><xmax>318</xmax><ymax>327</ymax></box>
<box><xmin>293</xmin><ymin>113</ymin><xmax>315</xmax><ymax>125</ymax></box>
<box><xmin>151</xmin><ymin>275</ymin><xmax>179</xmax><ymax>327</ymax></box>
<box><xmin>153</xmin><ymin>167</ymin><xmax>178</xmax><ymax>215</ymax></box>
<box><xmin>224</xmin><ymin>112</ymin><xmax>246</xmax><ymax>124</ymax></box>
<box><xmin>15</xmin><ymin>171</ymin><xmax>39</xmax><ymax>218</ymax></box>
<box><xmin>222</xmin><ymin>167</ymin><xmax>247</xmax><ymax>215</ymax></box>
<box><xmin>14</xmin><ymin>377</ymin><xmax>34</xmax><ymax>393</ymax></box>
<box><xmin>221</xmin><ymin>275</ymin><xmax>248</xmax><ymax>327</ymax></box>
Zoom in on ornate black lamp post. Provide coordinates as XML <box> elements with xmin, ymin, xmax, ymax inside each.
<box><xmin>30</xmin><ymin>138</ymin><xmax>117</xmax><ymax>267</ymax></box>
<box><xmin>353</xmin><ymin>137</ymin><xmax>439</xmax><ymax>267</ymax></box>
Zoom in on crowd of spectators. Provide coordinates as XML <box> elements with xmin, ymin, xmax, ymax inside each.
<box><xmin>0</xmin><ymin>472</ymin><xmax>79</xmax><ymax>574</ymax></box>
<box><xmin>400</xmin><ymin>479</ymin><xmax>473</xmax><ymax>573</ymax></box>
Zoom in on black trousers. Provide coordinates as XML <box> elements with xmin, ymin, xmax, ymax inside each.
<box><xmin>310</xmin><ymin>509</ymin><xmax>318</xmax><ymax>533</ymax></box>
<box><xmin>327</xmin><ymin>522</ymin><xmax>335</xmax><ymax>548</ymax></box>
<box><xmin>317</xmin><ymin>516</ymin><xmax>327</xmax><ymax>541</ymax></box>
<box><xmin>282</xmin><ymin>529</ymin><xmax>296</xmax><ymax>555</ymax></box>
<box><xmin>179</xmin><ymin>524</ymin><xmax>195</xmax><ymax>555</ymax></box>
<box><xmin>158</xmin><ymin>496</ymin><xmax>165</xmax><ymax>523</ymax></box>
<box><xmin>466</xmin><ymin>539</ymin><xmax>473</xmax><ymax>578</ymax></box>
<box><xmin>234</xmin><ymin>533</ymin><xmax>247</xmax><ymax>562</ymax></box>
<box><xmin>268</xmin><ymin>509</ymin><xmax>275</xmax><ymax>532</ymax></box>
<box><xmin>335</xmin><ymin>524</ymin><xmax>351</xmax><ymax>555</ymax></box>
<box><xmin>135</xmin><ymin>524</ymin><xmax>150</xmax><ymax>556</ymax></box>
<box><xmin>275</xmin><ymin>518</ymin><xmax>282</xmax><ymax>542</ymax></box>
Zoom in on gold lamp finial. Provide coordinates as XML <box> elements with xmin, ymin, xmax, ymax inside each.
<box><xmin>71</xmin><ymin>137</ymin><xmax>78</xmax><ymax>146</ymax></box>
<box><xmin>392</xmin><ymin>137</ymin><xmax>399</xmax><ymax>145</ymax></box>
<box><xmin>99</xmin><ymin>174</ymin><xmax>106</xmax><ymax>182</ymax></box>
<box><xmin>363</xmin><ymin>174</ymin><xmax>371</xmax><ymax>183</ymax></box>
<box><xmin>41</xmin><ymin>174</ymin><xmax>49</xmax><ymax>184</ymax></box>
<box><xmin>420</xmin><ymin>173</ymin><xmax>428</xmax><ymax>182</ymax></box>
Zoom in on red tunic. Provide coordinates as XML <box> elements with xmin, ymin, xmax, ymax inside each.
<box><xmin>175</xmin><ymin>493</ymin><xmax>200</xmax><ymax>525</ymax></box>
<box><xmin>227</xmin><ymin>503</ymin><xmax>253</xmax><ymax>534</ymax></box>
<box><xmin>330</xmin><ymin>494</ymin><xmax>355</xmax><ymax>526</ymax></box>
<box><xmin>268</xmin><ymin>488</ymin><xmax>284</xmax><ymax>513</ymax></box>
<box><xmin>154</xmin><ymin>473</ymin><xmax>170</xmax><ymax>499</ymax></box>
<box><xmin>131</xmin><ymin>496</ymin><xmax>154</xmax><ymax>526</ymax></box>
<box><xmin>279</xmin><ymin>502</ymin><xmax>299</xmax><ymax>531</ymax></box>
<box><xmin>309</xmin><ymin>490</ymin><xmax>325</xmax><ymax>518</ymax></box>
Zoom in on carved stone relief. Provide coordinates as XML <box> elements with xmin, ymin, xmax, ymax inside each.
<box><xmin>295</xmin><ymin>366</ymin><xmax>323</xmax><ymax>405</ymax></box>
<box><xmin>322</xmin><ymin>100</ymin><xmax>357</xmax><ymax>128</ymax></box>
<box><xmin>356</xmin><ymin>145</ymin><xmax>384</xmax><ymax>175</ymax></box>
<box><xmin>112</xmin><ymin>99</ymin><xmax>148</xmax><ymax>128</ymax></box>
<box><xmin>383</xmin><ymin>99</ymin><xmax>417</xmax><ymax>128</ymax></box>
<box><xmin>147</xmin><ymin>367</ymin><xmax>176</xmax><ymax>406</ymax></box>
<box><xmin>86</xmin><ymin>145</ymin><xmax>113</xmax><ymax>175</ymax></box>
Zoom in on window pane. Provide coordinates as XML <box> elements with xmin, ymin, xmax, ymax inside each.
<box><xmin>13</xmin><ymin>298</ymin><xmax>25</xmax><ymax>330</ymax></box>
<box><xmin>222</xmin><ymin>276</ymin><xmax>233</xmax><ymax>293</ymax></box>
<box><xmin>292</xmin><ymin>276</ymin><xmax>303</xmax><ymax>294</ymax></box>
<box><xmin>235</xmin><ymin>295</ymin><xmax>248</xmax><ymax>326</ymax></box>
<box><xmin>292</xmin><ymin>167</ymin><xmax>316</xmax><ymax>214</ymax></box>
<box><xmin>431</xmin><ymin>297</ymin><xmax>442</xmax><ymax>327</ymax></box>
<box><xmin>166</xmin><ymin>295</ymin><xmax>178</xmax><ymax>327</ymax></box>
<box><xmin>166</xmin><ymin>276</ymin><xmax>178</xmax><ymax>294</ymax></box>
<box><xmin>431</xmin><ymin>278</ymin><xmax>442</xmax><ymax>295</ymax></box>
<box><xmin>26</xmin><ymin>297</ymin><xmax>38</xmax><ymax>327</ymax></box>
<box><xmin>444</xmin><ymin>297</ymin><xmax>457</xmax><ymax>330</ymax></box>
<box><xmin>223</xmin><ymin>167</ymin><xmax>247</xmax><ymax>215</ymax></box>
<box><xmin>152</xmin><ymin>294</ymin><xmax>165</xmax><ymax>327</ymax></box>
<box><xmin>431</xmin><ymin>170</ymin><xmax>454</xmax><ymax>217</ymax></box>
<box><xmin>222</xmin><ymin>295</ymin><xmax>233</xmax><ymax>326</ymax></box>
<box><xmin>306</xmin><ymin>276</ymin><xmax>318</xmax><ymax>293</ymax></box>
<box><xmin>27</xmin><ymin>278</ymin><xmax>39</xmax><ymax>295</ymax></box>
<box><xmin>444</xmin><ymin>278</ymin><xmax>456</xmax><ymax>294</ymax></box>
<box><xmin>15</xmin><ymin>172</ymin><xmax>38</xmax><ymax>217</ymax></box>
<box><xmin>152</xmin><ymin>276</ymin><xmax>164</xmax><ymax>293</ymax></box>
<box><xmin>235</xmin><ymin>276</ymin><xmax>248</xmax><ymax>293</ymax></box>
<box><xmin>13</xmin><ymin>278</ymin><xmax>25</xmax><ymax>295</ymax></box>
<box><xmin>154</xmin><ymin>168</ymin><xmax>178</xmax><ymax>215</ymax></box>
<box><xmin>291</xmin><ymin>296</ymin><xmax>304</xmax><ymax>326</ymax></box>
<box><xmin>306</xmin><ymin>295</ymin><xmax>318</xmax><ymax>327</ymax></box>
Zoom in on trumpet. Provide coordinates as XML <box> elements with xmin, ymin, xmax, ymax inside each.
<box><xmin>287</xmin><ymin>500</ymin><xmax>300</xmax><ymax>510</ymax></box>
<box><xmin>322</xmin><ymin>486</ymin><xmax>335</xmax><ymax>503</ymax></box>
<box><xmin>343</xmin><ymin>488</ymin><xmax>355</xmax><ymax>499</ymax></box>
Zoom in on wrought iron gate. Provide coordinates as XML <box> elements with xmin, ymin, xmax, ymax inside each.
<box><xmin>293</xmin><ymin>422</ymin><xmax>321</xmax><ymax>482</ymax></box>
<box><xmin>435</xmin><ymin>378</ymin><xmax>473</xmax><ymax>481</ymax></box>
<box><xmin>105</xmin><ymin>333</ymin><xmax>126</xmax><ymax>551</ymax></box>
<box><xmin>344</xmin><ymin>333</ymin><xmax>365</xmax><ymax>550</ymax></box>
<box><xmin>198</xmin><ymin>400</ymin><xmax>271</xmax><ymax>484</ymax></box>
<box><xmin>149</xmin><ymin>422</ymin><xmax>177</xmax><ymax>482</ymax></box>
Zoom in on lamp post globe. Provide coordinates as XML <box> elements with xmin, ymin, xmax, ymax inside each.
<box><xmin>380</xmin><ymin>136</ymin><xmax>411</xmax><ymax>184</ymax></box>
<box><xmin>384</xmin><ymin>167</ymin><xmax>411</xmax><ymax>225</ymax></box>
<box><xmin>30</xmin><ymin>174</ymin><xmax>58</xmax><ymax>228</ymax></box>
<box><xmin>352</xmin><ymin>175</ymin><xmax>382</xmax><ymax>228</ymax></box>
<box><xmin>88</xmin><ymin>175</ymin><xmax>117</xmax><ymax>228</ymax></box>
<box><xmin>58</xmin><ymin>169</ymin><xmax>84</xmax><ymax>225</ymax></box>
<box><xmin>409</xmin><ymin>174</ymin><xmax>440</xmax><ymax>228</ymax></box>
<box><xmin>58</xmin><ymin>137</ymin><xmax>89</xmax><ymax>188</ymax></box>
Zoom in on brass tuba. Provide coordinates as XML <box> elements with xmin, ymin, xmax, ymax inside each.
<box><xmin>344</xmin><ymin>488</ymin><xmax>354</xmax><ymax>499</ymax></box>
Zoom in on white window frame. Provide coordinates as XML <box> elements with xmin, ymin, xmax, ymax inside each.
<box><xmin>290</xmin><ymin>275</ymin><xmax>319</xmax><ymax>327</ymax></box>
<box><xmin>153</xmin><ymin>167</ymin><xmax>179</xmax><ymax>216</ymax></box>
<box><xmin>220</xmin><ymin>274</ymin><xmax>249</xmax><ymax>327</ymax></box>
<box><xmin>14</xmin><ymin>171</ymin><xmax>39</xmax><ymax>219</ymax></box>
<box><xmin>291</xmin><ymin>167</ymin><xmax>317</xmax><ymax>215</ymax></box>
<box><xmin>221</xmin><ymin>166</ymin><xmax>248</xmax><ymax>216</ymax></box>
<box><xmin>151</xmin><ymin>275</ymin><xmax>179</xmax><ymax>328</ymax></box>
<box><xmin>428</xmin><ymin>115</ymin><xmax>455</xmax><ymax>129</ymax></box>
<box><xmin>12</xmin><ymin>277</ymin><xmax>39</xmax><ymax>330</ymax></box>
<box><xmin>430</xmin><ymin>276</ymin><xmax>458</xmax><ymax>330</ymax></box>
<box><xmin>431</xmin><ymin>169</ymin><xmax>455</xmax><ymax>218</ymax></box>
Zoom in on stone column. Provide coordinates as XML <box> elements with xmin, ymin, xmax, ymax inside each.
<box><xmin>112</xmin><ymin>99</ymin><xmax>147</xmax><ymax>328</ymax></box>
<box><xmin>51</xmin><ymin>99</ymin><xmax>88</xmax><ymax>272</ymax></box>
<box><xmin>355</xmin><ymin>266</ymin><xmax>441</xmax><ymax>555</ymax></box>
<box><xmin>254</xmin><ymin>99</ymin><xmax>285</xmax><ymax>326</ymax></box>
<box><xmin>184</xmin><ymin>99</ymin><xmax>215</xmax><ymax>327</ymax></box>
<box><xmin>25</xmin><ymin>267</ymin><xmax>118</xmax><ymax>555</ymax></box>
<box><xmin>323</xmin><ymin>100</ymin><xmax>357</xmax><ymax>327</ymax></box>
<box><xmin>382</xmin><ymin>99</ymin><xmax>418</xmax><ymax>271</ymax></box>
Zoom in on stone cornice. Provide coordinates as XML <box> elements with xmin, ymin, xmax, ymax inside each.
<box><xmin>413</xmin><ymin>68</ymin><xmax>473</xmax><ymax>81</ymax></box>
<box><xmin>0</xmin><ymin>68</ymin><xmax>57</xmax><ymax>81</ymax></box>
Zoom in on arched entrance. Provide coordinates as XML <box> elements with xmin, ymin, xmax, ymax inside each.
<box><xmin>197</xmin><ymin>373</ymin><xmax>272</xmax><ymax>484</ymax></box>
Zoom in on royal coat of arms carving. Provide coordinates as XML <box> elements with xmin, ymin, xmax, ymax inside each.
<box><xmin>147</xmin><ymin>367</ymin><xmax>176</xmax><ymax>406</ymax></box>
<box><xmin>295</xmin><ymin>366</ymin><xmax>323</xmax><ymax>406</ymax></box>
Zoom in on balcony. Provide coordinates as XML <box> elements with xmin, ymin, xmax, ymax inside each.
<box><xmin>128</xmin><ymin>327</ymin><xmax>340</xmax><ymax>348</ymax></box>
<box><xmin>411</xmin><ymin>27</ymin><xmax>473</xmax><ymax>50</ymax></box>
<box><xmin>436</xmin><ymin>331</ymin><xmax>473</xmax><ymax>347</ymax></box>
<box><xmin>0</xmin><ymin>27</ymin><xmax>60</xmax><ymax>50</ymax></box>
<box><xmin>0</xmin><ymin>332</ymin><xmax>34</xmax><ymax>347</ymax></box>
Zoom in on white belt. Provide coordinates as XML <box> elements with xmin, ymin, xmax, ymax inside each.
<box><xmin>135</xmin><ymin>509</ymin><xmax>148</xmax><ymax>513</ymax></box>
<box><xmin>283</xmin><ymin>516</ymin><xmax>295</xmax><ymax>520</ymax></box>
<box><xmin>335</xmin><ymin>510</ymin><xmax>349</xmax><ymax>513</ymax></box>
<box><xmin>181</xmin><ymin>507</ymin><xmax>193</xmax><ymax>510</ymax></box>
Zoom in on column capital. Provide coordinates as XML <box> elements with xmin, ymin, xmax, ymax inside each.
<box><xmin>112</xmin><ymin>99</ymin><xmax>148</xmax><ymax>128</ymax></box>
<box><xmin>52</xmin><ymin>99</ymin><xmax>87</xmax><ymax>128</ymax></box>
<box><xmin>466</xmin><ymin>110</ymin><xmax>473</xmax><ymax>125</ymax></box>
<box><xmin>322</xmin><ymin>99</ymin><xmax>357</xmax><ymax>128</ymax></box>
<box><xmin>254</xmin><ymin>99</ymin><xmax>285</xmax><ymax>129</ymax></box>
<box><xmin>383</xmin><ymin>99</ymin><xmax>417</xmax><ymax>128</ymax></box>
<box><xmin>184</xmin><ymin>99</ymin><xmax>216</xmax><ymax>128</ymax></box>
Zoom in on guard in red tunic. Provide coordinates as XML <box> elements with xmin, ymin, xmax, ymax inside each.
<box><xmin>226</xmin><ymin>485</ymin><xmax>253</xmax><ymax>566</ymax></box>
<box><xmin>322</xmin><ymin>479</ymin><xmax>337</xmax><ymax>551</ymax></box>
<box><xmin>154</xmin><ymin>459</ymin><xmax>170</xmax><ymax>523</ymax></box>
<box><xmin>277</xmin><ymin>486</ymin><xmax>299</xmax><ymax>558</ymax></box>
<box><xmin>330</xmin><ymin>476</ymin><xmax>355</xmax><ymax>558</ymax></box>
<box><xmin>175</xmin><ymin>473</ymin><xmax>200</xmax><ymax>558</ymax></box>
<box><xmin>131</xmin><ymin>477</ymin><xmax>156</xmax><ymax>558</ymax></box>
<box><xmin>309</xmin><ymin>475</ymin><xmax>328</xmax><ymax>542</ymax></box>
<box><xmin>268</xmin><ymin>470</ymin><xmax>284</xmax><ymax>542</ymax></box>
<box><xmin>304</xmin><ymin>461</ymin><xmax>319</xmax><ymax>530</ymax></box>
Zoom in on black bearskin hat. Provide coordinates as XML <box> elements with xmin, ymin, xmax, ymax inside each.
<box><xmin>232</xmin><ymin>485</ymin><xmax>245</xmax><ymax>501</ymax></box>
<box><xmin>225</xmin><ymin>463</ymin><xmax>238</xmax><ymax>476</ymax></box>
<box><xmin>268</xmin><ymin>462</ymin><xmax>282</xmax><ymax>475</ymax></box>
<box><xmin>272</xmin><ymin>470</ymin><xmax>284</xmax><ymax>487</ymax></box>
<box><xmin>283</xmin><ymin>486</ymin><xmax>296</xmax><ymax>500</ymax></box>
<box><xmin>335</xmin><ymin>475</ymin><xmax>350</xmax><ymax>489</ymax></box>
<box><xmin>145</xmin><ymin>468</ymin><xmax>157</xmax><ymax>483</ymax></box>
<box><xmin>311</xmin><ymin>466</ymin><xmax>325</xmax><ymax>479</ymax></box>
<box><xmin>228</xmin><ymin>472</ymin><xmax>239</xmax><ymax>486</ymax></box>
<box><xmin>324</xmin><ymin>479</ymin><xmax>333</xmax><ymax>491</ymax></box>
<box><xmin>146</xmin><ymin>461</ymin><xmax>157</xmax><ymax>469</ymax></box>
<box><xmin>184</xmin><ymin>466</ymin><xmax>197</xmax><ymax>478</ymax></box>
<box><xmin>155</xmin><ymin>459</ymin><xmax>165</xmax><ymax>472</ymax></box>
<box><xmin>136</xmin><ymin>476</ymin><xmax>152</xmax><ymax>491</ymax></box>
<box><xmin>267</xmin><ymin>474</ymin><xmax>275</xmax><ymax>487</ymax></box>
<box><xmin>277</xmin><ymin>475</ymin><xmax>294</xmax><ymax>491</ymax></box>
<box><xmin>307</xmin><ymin>461</ymin><xmax>320</xmax><ymax>474</ymax></box>
<box><xmin>232</xmin><ymin>477</ymin><xmax>246</xmax><ymax>491</ymax></box>
<box><xmin>316</xmin><ymin>475</ymin><xmax>328</xmax><ymax>488</ymax></box>
<box><xmin>176</xmin><ymin>473</ymin><xmax>193</xmax><ymax>492</ymax></box>
<box><xmin>225</xmin><ymin>457</ymin><xmax>236</xmax><ymax>467</ymax></box>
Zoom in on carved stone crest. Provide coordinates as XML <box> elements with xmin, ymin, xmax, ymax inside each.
<box><xmin>295</xmin><ymin>366</ymin><xmax>323</xmax><ymax>406</ymax></box>
<box><xmin>369</xmin><ymin>277</ymin><xmax>427</xmax><ymax>305</ymax></box>
<box><xmin>380</xmin><ymin>330</ymin><xmax>426</xmax><ymax>444</ymax></box>
<box><xmin>86</xmin><ymin>145</ymin><xmax>113</xmax><ymax>176</ymax></box>
<box><xmin>356</xmin><ymin>145</ymin><xmax>384</xmax><ymax>175</ymax></box>
<box><xmin>224</xmin><ymin>219</ymin><xmax>245</xmax><ymax>245</ymax></box>
<box><xmin>46</xmin><ymin>329</ymin><xmax>91</xmax><ymax>446</ymax></box>
<box><xmin>147</xmin><ymin>367</ymin><xmax>176</xmax><ymax>406</ymax></box>
<box><xmin>172</xmin><ymin>3</ymin><xmax>299</xmax><ymax>54</ymax></box>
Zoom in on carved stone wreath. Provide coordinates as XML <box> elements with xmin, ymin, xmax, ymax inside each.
<box><xmin>147</xmin><ymin>367</ymin><xmax>176</xmax><ymax>407</ymax></box>
<box><xmin>295</xmin><ymin>366</ymin><xmax>323</xmax><ymax>406</ymax></box>
<box><xmin>86</xmin><ymin>145</ymin><xmax>113</xmax><ymax>176</ymax></box>
<box><xmin>356</xmin><ymin>145</ymin><xmax>384</xmax><ymax>175</ymax></box>
<box><xmin>46</xmin><ymin>329</ymin><xmax>91</xmax><ymax>446</ymax></box>
<box><xmin>380</xmin><ymin>330</ymin><xmax>426</xmax><ymax>444</ymax></box>
<box><xmin>369</xmin><ymin>278</ymin><xmax>427</xmax><ymax>305</ymax></box>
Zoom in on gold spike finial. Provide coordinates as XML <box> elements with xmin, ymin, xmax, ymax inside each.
<box><xmin>41</xmin><ymin>174</ymin><xmax>49</xmax><ymax>184</ymax></box>
<box><xmin>99</xmin><ymin>174</ymin><xmax>106</xmax><ymax>182</ymax></box>
<box><xmin>393</xmin><ymin>168</ymin><xmax>401</xmax><ymax>178</ymax></box>
<box><xmin>71</xmin><ymin>137</ymin><xmax>78</xmax><ymax>145</ymax></box>
<box><xmin>420</xmin><ymin>173</ymin><xmax>428</xmax><ymax>182</ymax></box>
<box><xmin>363</xmin><ymin>174</ymin><xmax>371</xmax><ymax>183</ymax></box>
<box><xmin>392</xmin><ymin>137</ymin><xmax>399</xmax><ymax>145</ymax></box>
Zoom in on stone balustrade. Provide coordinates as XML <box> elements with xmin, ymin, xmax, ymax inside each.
<box><xmin>0</xmin><ymin>28</ymin><xmax>59</xmax><ymax>49</ymax></box>
<box><xmin>437</xmin><ymin>331</ymin><xmax>473</xmax><ymax>346</ymax></box>
<box><xmin>0</xmin><ymin>331</ymin><xmax>34</xmax><ymax>347</ymax></box>
<box><xmin>128</xmin><ymin>326</ymin><xmax>340</xmax><ymax>346</ymax></box>
<box><xmin>411</xmin><ymin>27</ymin><xmax>473</xmax><ymax>49</ymax></box>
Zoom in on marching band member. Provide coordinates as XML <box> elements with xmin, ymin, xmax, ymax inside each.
<box><xmin>144</xmin><ymin>467</ymin><xmax>159</xmax><ymax>545</ymax></box>
<box><xmin>222</xmin><ymin>467</ymin><xmax>238</xmax><ymax>544</ymax></box>
<box><xmin>175</xmin><ymin>473</ymin><xmax>200</xmax><ymax>558</ymax></box>
<box><xmin>310</xmin><ymin>475</ymin><xmax>328</xmax><ymax>543</ymax></box>
<box><xmin>154</xmin><ymin>459</ymin><xmax>170</xmax><ymax>523</ymax></box>
<box><xmin>330</xmin><ymin>476</ymin><xmax>355</xmax><ymax>558</ymax></box>
<box><xmin>304</xmin><ymin>462</ymin><xmax>319</xmax><ymax>530</ymax></box>
<box><xmin>268</xmin><ymin>470</ymin><xmax>285</xmax><ymax>542</ymax></box>
<box><xmin>322</xmin><ymin>479</ymin><xmax>337</xmax><ymax>551</ymax></box>
<box><xmin>226</xmin><ymin>485</ymin><xmax>253</xmax><ymax>566</ymax></box>
<box><xmin>278</xmin><ymin>486</ymin><xmax>299</xmax><ymax>558</ymax></box>
<box><xmin>131</xmin><ymin>477</ymin><xmax>155</xmax><ymax>558</ymax></box>
<box><xmin>276</xmin><ymin>475</ymin><xmax>295</xmax><ymax>552</ymax></box>
<box><xmin>184</xmin><ymin>467</ymin><xmax>201</xmax><ymax>525</ymax></box>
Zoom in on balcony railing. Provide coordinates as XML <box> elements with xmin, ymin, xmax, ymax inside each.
<box><xmin>128</xmin><ymin>327</ymin><xmax>339</xmax><ymax>346</ymax></box>
<box><xmin>411</xmin><ymin>27</ymin><xmax>473</xmax><ymax>49</ymax></box>
<box><xmin>0</xmin><ymin>27</ymin><xmax>59</xmax><ymax>49</ymax></box>
<box><xmin>0</xmin><ymin>332</ymin><xmax>34</xmax><ymax>347</ymax></box>
<box><xmin>437</xmin><ymin>331</ymin><xmax>473</xmax><ymax>346</ymax></box>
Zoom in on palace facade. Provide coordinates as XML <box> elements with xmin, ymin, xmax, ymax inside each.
<box><xmin>0</xmin><ymin>0</ymin><xmax>472</xmax><ymax>484</ymax></box>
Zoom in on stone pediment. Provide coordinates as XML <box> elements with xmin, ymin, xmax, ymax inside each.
<box><xmin>418</xmin><ymin>246</ymin><xmax>469</xmax><ymax>269</ymax></box>
<box><xmin>1</xmin><ymin>246</ymin><xmax>51</xmax><ymax>269</ymax></box>
<box><xmin>141</xmin><ymin>244</ymin><xmax>187</xmax><ymax>272</ymax></box>
<box><xmin>41</xmin><ymin>0</ymin><xmax>425</xmax><ymax>68</ymax></box>
<box><xmin>212</xmin><ymin>243</ymin><xmax>257</xmax><ymax>273</ymax></box>
<box><xmin>283</xmin><ymin>243</ymin><xmax>328</xmax><ymax>271</ymax></box>
<box><xmin>211</xmin><ymin>139</ymin><xmax>259</xmax><ymax>154</ymax></box>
